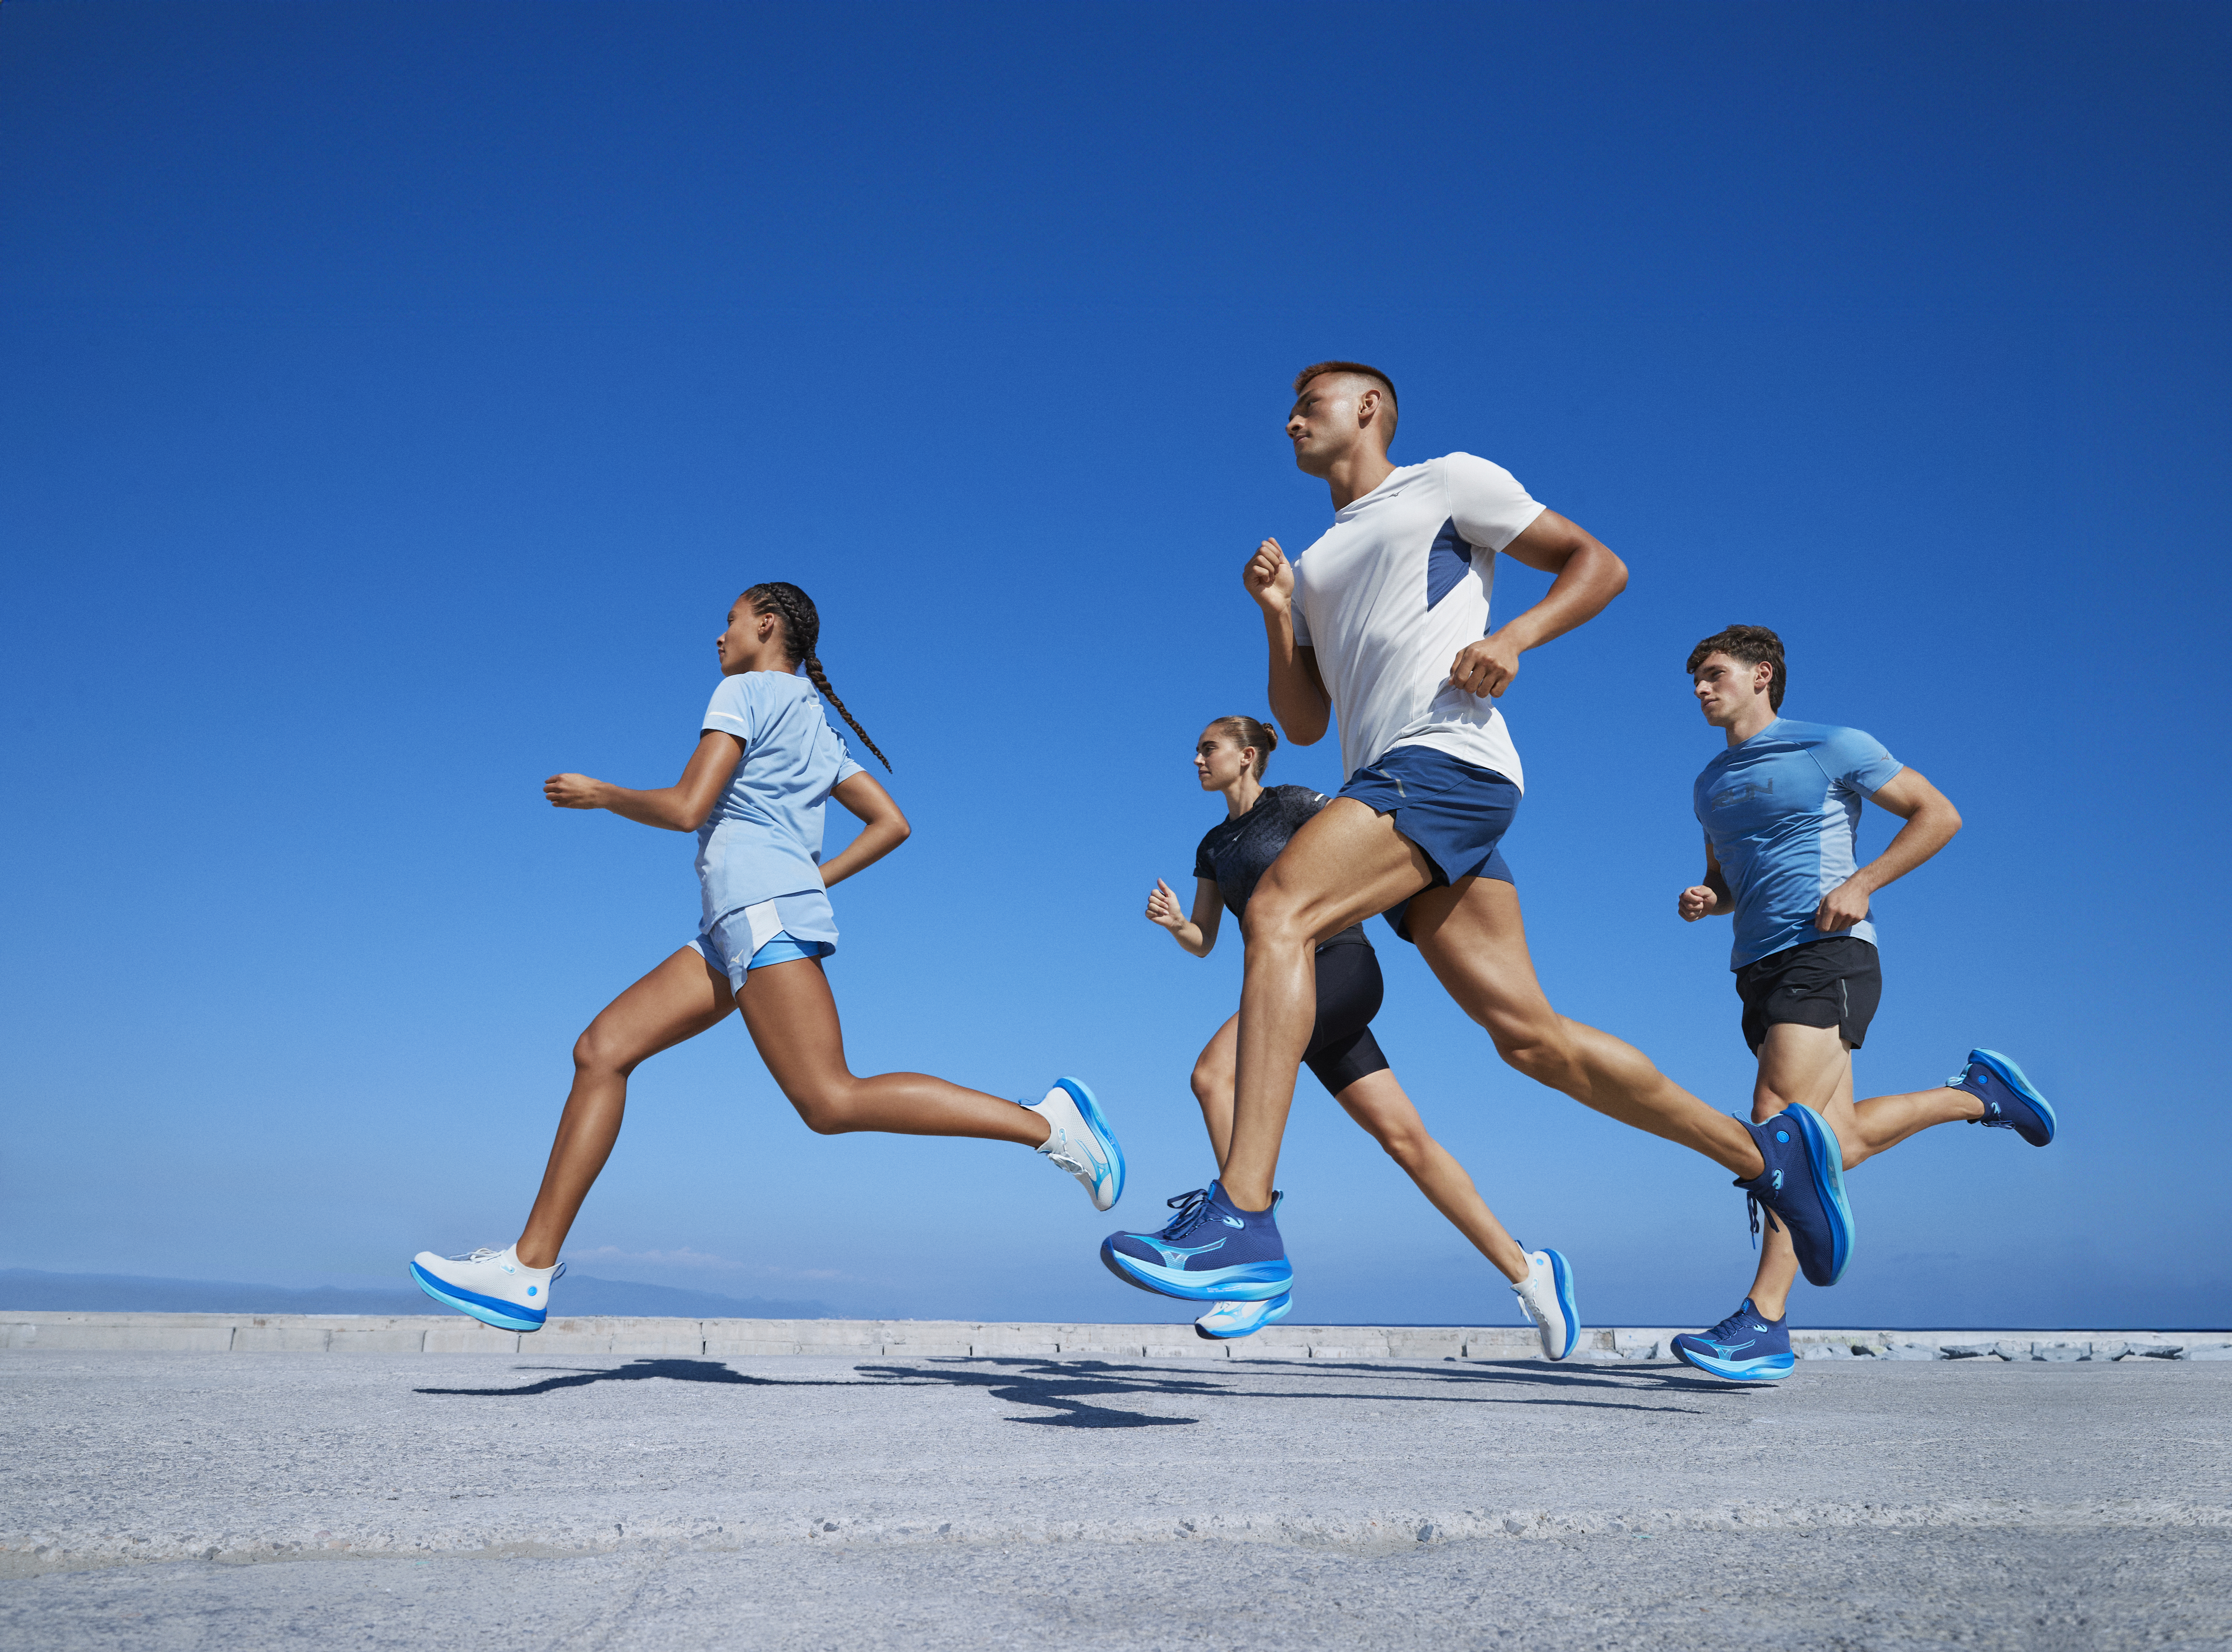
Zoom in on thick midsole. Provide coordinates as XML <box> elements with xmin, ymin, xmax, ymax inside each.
<box><xmin>1101</xmin><ymin>1244</ymin><xmax>1291</xmax><ymax>1301</ymax></box>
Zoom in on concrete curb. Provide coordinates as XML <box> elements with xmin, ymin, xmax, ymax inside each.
<box><xmin>1</xmin><ymin>1312</ymin><xmax>2222</xmax><ymax>1360</ymax></box>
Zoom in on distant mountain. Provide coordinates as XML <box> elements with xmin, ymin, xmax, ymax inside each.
<box><xmin>0</xmin><ymin>1268</ymin><xmax>830</xmax><ymax>1319</ymax></box>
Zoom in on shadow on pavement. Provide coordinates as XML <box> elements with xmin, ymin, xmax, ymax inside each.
<box><xmin>411</xmin><ymin>1353</ymin><xmax>1728</xmax><ymax>1425</ymax></box>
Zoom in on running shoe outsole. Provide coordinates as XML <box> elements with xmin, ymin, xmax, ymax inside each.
<box><xmin>1785</xmin><ymin>1102</ymin><xmax>1855</xmax><ymax>1287</ymax></box>
<box><xmin>1968</xmin><ymin>1048</ymin><xmax>2058</xmax><ymax>1145</ymax></box>
<box><xmin>1541</xmin><ymin>1248</ymin><xmax>1579</xmax><ymax>1360</ymax></box>
<box><xmin>1054</xmin><ymin>1076</ymin><xmax>1126</xmax><ymax>1209</ymax></box>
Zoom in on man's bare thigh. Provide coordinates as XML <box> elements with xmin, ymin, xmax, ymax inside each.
<box><xmin>1251</xmin><ymin>798</ymin><xmax>1438</xmax><ymax>943</ymax></box>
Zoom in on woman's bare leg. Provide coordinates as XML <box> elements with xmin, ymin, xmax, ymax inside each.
<box><xmin>1190</xmin><ymin>1014</ymin><xmax>1242</xmax><ymax>1173</ymax></box>
<box><xmin>1334</xmin><ymin>1070</ymin><xmax>1530</xmax><ymax>1283</ymax></box>
<box><xmin>732</xmin><ymin>958</ymin><xmax>1051</xmax><ymax>1144</ymax></box>
<box><xmin>515</xmin><ymin>948</ymin><xmax>737</xmax><ymax>1268</ymax></box>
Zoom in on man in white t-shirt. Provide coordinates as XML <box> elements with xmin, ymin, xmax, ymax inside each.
<box><xmin>1101</xmin><ymin>363</ymin><xmax>1857</xmax><ymax>1328</ymax></box>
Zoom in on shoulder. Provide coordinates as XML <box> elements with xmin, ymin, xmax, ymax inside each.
<box><xmin>1431</xmin><ymin>451</ymin><xmax>1524</xmax><ymax>489</ymax></box>
<box><xmin>1782</xmin><ymin>718</ymin><xmax>1881</xmax><ymax>755</ymax></box>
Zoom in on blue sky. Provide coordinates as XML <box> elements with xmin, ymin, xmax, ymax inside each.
<box><xmin>4</xmin><ymin>1</ymin><xmax>2227</xmax><ymax>1330</ymax></box>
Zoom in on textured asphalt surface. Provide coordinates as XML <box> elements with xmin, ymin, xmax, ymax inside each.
<box><xmin>4</xmin><ymin>1352</ymin><xmax>2227</xmax><ymax>1649</ymax></box>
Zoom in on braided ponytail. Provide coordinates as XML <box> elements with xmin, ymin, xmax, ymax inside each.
<box><xmin>742</xmin><ymin>581</ymin><xmax>893</xmax><ymax>772</ymax></box>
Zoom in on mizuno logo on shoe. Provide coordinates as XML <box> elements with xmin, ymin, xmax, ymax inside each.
<box><xmin>1152</xmin><ymin>1239</ymin><xmax>1227</xmax><ymax>1267</ymax></box>
<box><xmin>1221</xmin><ymin>1216</ymin><xmax>1245</xmax><ymax>1229</ymax></box>
<box><xmin>1713</xmin><ymin>1339</ymin><xmax>1757</xmax><ymax>1354</ymax></box>
<box><xmin>1772</xmin><ymin>1170</ymin><xmax>1784</xmax><ymax>1191</ymax></box>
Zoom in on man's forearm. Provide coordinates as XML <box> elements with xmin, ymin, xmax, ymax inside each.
<box><xmin>1262</xmin><ymin>608</ymin><xmax>1328</xmax><ymax>744</ymax></box>
<box><xmin>1853</xmin><ymin>807</ymin><xmax>1959</xmax><ymax>894</ymax></box>
<box><xmin>1494</xmin><ymin>541</ymin><xmax>1628</xmax><ymax>654</ymax></box>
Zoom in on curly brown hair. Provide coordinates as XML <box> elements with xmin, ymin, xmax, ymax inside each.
<box><xmin>1685</xmin><ymin>625</ymin><xmax>1786</xmax><ymax>712</ymax></box>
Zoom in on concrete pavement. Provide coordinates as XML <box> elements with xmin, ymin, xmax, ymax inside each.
<box><xmin>3</xmin><ymin>1350</ymin><xmax>2227</xmax><ymax>1648</ymax></box>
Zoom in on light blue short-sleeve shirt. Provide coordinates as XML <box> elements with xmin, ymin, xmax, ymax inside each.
<box><xmin>693</xmin><ymin>672</ymin><xmax>864</xmax><ymax>934</ymax></box>
<box><xmin>1692</xmin><ymin>718</ymin><xmax>1904</xmax><ymax>970</ymax></box>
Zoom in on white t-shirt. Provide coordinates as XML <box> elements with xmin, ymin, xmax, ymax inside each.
<box><xmin>1290</xmin><ymin>453</ymin><xmax>1546</xmax><ymax>787</ymax></box>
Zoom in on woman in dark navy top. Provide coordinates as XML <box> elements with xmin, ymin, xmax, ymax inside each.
<box><xmin>1145</xmin><ymin>716</ymin><xmax>1538</xmax><ymax>1338</ymax></box>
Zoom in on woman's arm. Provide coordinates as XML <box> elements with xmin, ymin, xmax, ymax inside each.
<box><xmin>818</xmin><ymin>771</ymin><xmax>911</xmax><ymax>888</ymax></box>
<box><xmin>544</xmin><ymin>730</ymin><xmax>743</xmax><ymax>831</ymax></box>
<box><xmin>1147</xmin><ymin>877</ymin><xmax>1224</xmax><ymax>958</ymax></box>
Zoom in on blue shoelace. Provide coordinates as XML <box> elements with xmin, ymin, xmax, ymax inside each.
<box><xmin>1700</xmin><ymin>1305</ymin><xmax>1760</xmax><ymax>1345</ymax></box>
<box><xmin>1154</xmin><ymin>1188</ymin><xmax>1215</xmax><ymax>1241</ymax></box>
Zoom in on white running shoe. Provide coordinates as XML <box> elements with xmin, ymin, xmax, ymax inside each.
<box><xmin>1025</xmin><ymin>1077</ymin><xmax>1125</xmax><ymax>1211</ymax></box>
<box><xmin>410</xmin><ymin>1244</ymin><xmax>563</xmax><ymax>1332</ymax></box>
<box><xmin>1195</xmin><ymin>1291</ymin><xmax>1294</xmax><ymax>1341</ymax></box>
<box><xmin>1511</xmin><ymin>1247</ymin><xmax>1579</xmax><ymax>1360</ymax></box>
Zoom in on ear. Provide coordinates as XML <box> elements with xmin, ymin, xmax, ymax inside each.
<box><xmin>1355</xmin><ymin>388</ymin><xmax>1380</xmax><ymax>428</ymax></box>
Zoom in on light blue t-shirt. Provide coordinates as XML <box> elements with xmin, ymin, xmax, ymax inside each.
<box><xmin>1693</xmin><ymin>718</ymin><xmax>1904</xmax><ymax>970</ymax></box>
<box><xmin>693</xmin><ymin>672</ymin><xmax>864</xmax><ymax>933</ymax></box>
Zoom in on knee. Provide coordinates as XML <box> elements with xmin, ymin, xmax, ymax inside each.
<box><xmin>790</xmin><ymin>1081</ymin><xmax>861</xmax><ymax>1136</ymax></box>
<box><xmin>1240</xmin><ymin>889</ymin><xmax>1312</xmax><ymax>950</ymax></box>
<box><xmin>572</xmin><ymin>1024</ymin><xmax>636</xmax><ymax>1079</ymax></box>
<box><xmin>1751</xmin><ymin>1094</ymin><xmax>1792</xmax><ymax>1125</ymax></box>
<box><xmin>1377</xmin><ymin>1129</ymin><xmax>1434</xmax><ymax>1172</ymax></box>
<box><xmin>1189</xmin><ymin>1062</ymin><xmax>1224</xmax><ymax>1108</ymax></box>
<box><xmin>1492</xmin><ymin>1028</ymin><xmax>1570</xmax><ymax>1086</ymax></box>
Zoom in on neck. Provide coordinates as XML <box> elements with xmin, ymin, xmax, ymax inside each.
<box><xmin>1723</xmin><ymin>701</ymin><xmax>1778</xmax><ymax>747</ymax></box>
<box><xmin>1222</xmin><ymin>774</ymin><xmax>1264</xmax><ymax>819</ymax></box>
<box><xmin>1322</xmin><ymin>446</ymin><xmax>1397</xmax><ymax>512</ymax></box>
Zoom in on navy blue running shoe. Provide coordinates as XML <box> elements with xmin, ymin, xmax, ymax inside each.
<box><xmin>1735</xmin><ymin>1104</ymin><xmax>1855</xmax><ymax>1288</ymax></box>
<box><xmin>1101</xmin><ymin>1182</ymin><xmax>1291</xmax><ymax>1302</ymax></box>
<box><xmin>1670</xmin><ymin>1299</ymin><xmax>1794</xmax><ymax>1383</ymax></box>
<box><xmin>1947</xmin><ymin>1049</ymin><xmax>2057</xmax><ymax>1147</ymax></box>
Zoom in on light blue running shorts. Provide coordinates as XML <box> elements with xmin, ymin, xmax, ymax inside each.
<box><xmin>694</xmin><ymin>894</ymin><xmax>836</xmax><ymax>993</ymax></box>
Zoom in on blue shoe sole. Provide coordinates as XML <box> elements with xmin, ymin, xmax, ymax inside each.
<box><xmin>1055</xmin><ymin>1076</ymin><xmax>1125</xmax><ymax>1207</ymax></box>
<box><xmin>1196</xmin><ymin>1292</ymin><xmax>1295</xmax><ymax>1340</ymax></box>
<box><xmin>1971</xmin><ymin>1049</ymin><xmax>2057</xmax><ymax>1145</ymax></box>
<box><xmin>1786</xmin><ymin>1103</ymin><xmax>1855</xmax><ymax>1287</ymax></box>
<box><xmin>1671</xmin><ymin>1340</ymin><xmax>1794</xmax><ymax>1382</ymax></box>
<box><xmin>409</xmin><ymin>1263</ymin><xmax>545</xmax><ymax>1333</ymax></box>
<box><xmin>1100</xmin><ymin>1240</ymin><xmax>1292</xmax><ymax>1302</ymax></box>
<box><xmin>1542</xmin><ymin>1248</ymin><xmax>1580</xmax><ymax>1360</ymax></box>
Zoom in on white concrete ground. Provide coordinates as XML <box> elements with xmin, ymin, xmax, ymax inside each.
<box><xmin>3</xmin><ymin>1350</ymin><xmax>2226</xmax><ymax>1649</ymax></box>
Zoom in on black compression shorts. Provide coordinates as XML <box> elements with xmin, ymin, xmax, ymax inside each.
<box><xmin>1305</xmin><ymin>938</ymin><xmax>1392</xmax><ymax>1094</ymax></box>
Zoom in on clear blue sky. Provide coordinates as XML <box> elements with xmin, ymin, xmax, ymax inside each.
<box><xmin>4</xmin><ymin>2</ymin><xmax>2226</xmax><ymax>1330</ymax></box>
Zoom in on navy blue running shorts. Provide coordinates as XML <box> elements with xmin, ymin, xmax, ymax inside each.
<box><xmin>1337</xmin><ymin>746</ymin><xmax>1519</xmax><ymax>945</ymax></box>
<box><xmin>1734</xmin><ymin>936</ymin><xmax>1883</xmax><ymax>1055</ymax></box>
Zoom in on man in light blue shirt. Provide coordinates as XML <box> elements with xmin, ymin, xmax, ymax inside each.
<box><xmin>1667</xmin><ymin>625</ymin><xmax>2061</xmax><ymax>1382</ymax></box>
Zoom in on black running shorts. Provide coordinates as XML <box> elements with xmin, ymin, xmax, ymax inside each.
<box><xmin>1734</xmin><ymin>936</ymin><xmax>1883</xmax><ymax>1055</ymax></box>
<box><xmin>1305</xmin><ymin>937</ymin><xmax>1392</xmax><ymax>1094</ymax></box>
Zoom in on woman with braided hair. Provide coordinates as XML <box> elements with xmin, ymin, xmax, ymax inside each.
<box><xmin>409</xmin><ymin>582</ymin><xmax>1124</xmax><ymax>1331</ymax></box>
<box><xmin>1112</xmin><ymin>715</ymin><xmax>1579</xmax><ymax>1356</ymax></box>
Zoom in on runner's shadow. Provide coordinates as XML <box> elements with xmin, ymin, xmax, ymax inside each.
<box><xmin>854</xmin><ymin>1360</ymin><xmax>1205</xmax><ymax>1428</ymax></box>
<box><xmin>413</xmin><ymin>1358</ymin><xmax>905</xmax><ymax>1399</ymax></box>
<box><xmin>873</xmin><ymin>1357</ymin><xmax>1707</xmax><ymax>1421</ymax></box>
<box><xmin>414</xmin><ymin>1355</ymin><xmax>1198</xmax><ymax>1427</ymax></box>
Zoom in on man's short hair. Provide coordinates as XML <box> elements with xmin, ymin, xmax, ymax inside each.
<box><xmin>1687</xmin><ymin>625</ymin><xmax>1786</xmax><ymax>712</ymax></box>
<box><xmin>1293</xmin><ymin>361</ymin><xmax>1398</xmax><ymax>434</ymax></box>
